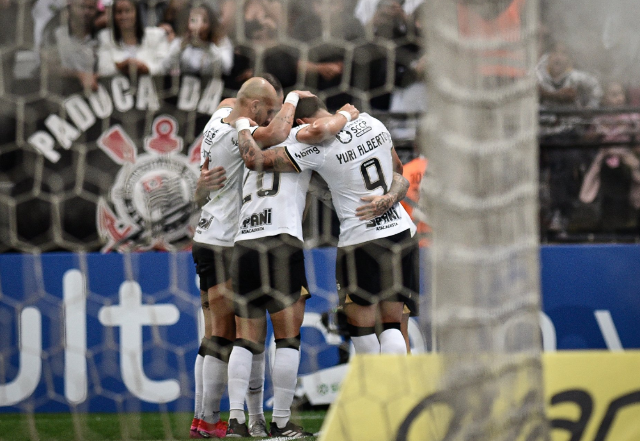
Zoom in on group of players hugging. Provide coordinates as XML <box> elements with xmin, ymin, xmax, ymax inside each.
<box><xmin>189</xmin><ymin>74</ymin><xmax>420</xmax><ymax>438</ymax></box>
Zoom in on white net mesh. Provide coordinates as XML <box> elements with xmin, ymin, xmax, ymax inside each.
<box><xmin>422</xmin><ymin>0</ymin><xmax>547</xmax><ymax>439</ymax></box>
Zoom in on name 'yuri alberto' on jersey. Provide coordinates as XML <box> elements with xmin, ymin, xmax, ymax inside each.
<box><xmin>283</xmin><ymin>113</ymin><xmax>415</xmax><ymax>247</ymax></box>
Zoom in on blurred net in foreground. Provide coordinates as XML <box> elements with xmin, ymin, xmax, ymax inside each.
<box><xmin>422</xmin><ymin>0</ymin><xmax>547</xmax><ymax>439</ymax></box>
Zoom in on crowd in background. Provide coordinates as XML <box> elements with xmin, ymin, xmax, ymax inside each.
<box><xmin>2</xmin><ymin>0</ymin><xmax>640</xmax><ymax>244</ymax></box>
<box><xmin>13</xmin><ymin>0</ymin><xmax>427</xmax><ymax>113</ymax></box>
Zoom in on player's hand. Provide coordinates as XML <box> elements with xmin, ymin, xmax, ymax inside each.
<box><xmin>355</xmin><ymin>194</ymin><xmax>393</xmax><ymax>220</ymax></box>
<box><xmin>198</xmin><ymin>157</ymin><xmax>227</xmax><ymax>190</ymax></box>
<box><xmin>291</xmin><ymin>90</ymin><xmax>317</xmax><ymax>99</ymax></box>
<box><xmin>338</xmin><ymin>104</ymin><xmax>359</xmax><ymax>121</ymax></box>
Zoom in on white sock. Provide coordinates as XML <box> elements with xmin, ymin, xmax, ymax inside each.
<box><xmin>201</xmin><ymin>355</ymin><xmax>227</xmax><ymax>424</ymax></box>
<box><xmin>228</xmin><ymin>346</ymin><xmax>253</xmax><ymax>424</ymax></box>
<box><xmin>351</xmin><ymin>334</ymin><xmax>381</xmax><ymax>354</ymax></box>
<box><xmin>247</xmin><ymin>351</ymin><xmax>266</xmax><ymax>425</ymax></box>
<box><xmin>271</xmin><ymin>347</ymin><xmax>300</xmax><ymax>429</ymax></box>
<box><xmin>380</xmin><ymin>329</ymin><xmax>407</xmax><ymax>354</ymax></box>
<box><xmin>194</xmin><ymin>354</ymin><xmax>204</xmax><ymax>420</ymax></box>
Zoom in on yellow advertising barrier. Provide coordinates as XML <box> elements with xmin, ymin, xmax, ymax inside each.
<box><xmin>319</xmin><ymin>351</ymin><xmax>640</xmax><ymax>441</ymax></box>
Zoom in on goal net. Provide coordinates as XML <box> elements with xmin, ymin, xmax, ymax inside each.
<box><xmin>0</xmin><ymin>0</ymin><xmax>546</xmax><ymax>439</ymax></box>
<box><xmin>421</xmin><ymin>0</ymin><xmax>547</xmax><ymax>439</ymax></box>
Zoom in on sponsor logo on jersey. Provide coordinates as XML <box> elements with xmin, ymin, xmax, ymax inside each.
<box><xmin>96</xmin><ymin>115</ymin><xmax>200</xmax><ymax>252</ymax></box>
<box><xmin>240</xmin><ymin>208</ymin><xmax>272</xmax><ymax>233</ymax></box>
<box><xmin>294</xmin><ymin>146</ymin><xmax>320</xmax><ymax>159</ymax></box>
<box><xmin>197</xmin><ymin>215</ymin><xmax>213</xmax><ymax>231</ymax></box>
<box><xmin>351</xmin><ymin>120</ymin><xmax>372</xmax><ymax>137</ymax></box>
<box><xmin>336</xmin><ymin>130</ymin><xmax>353</xmax><ymax>144</ymax></box>
<box><xmin>365</xmin><ymin>206</ymin><xmax>400</xmax><ymax>230</ymax></box>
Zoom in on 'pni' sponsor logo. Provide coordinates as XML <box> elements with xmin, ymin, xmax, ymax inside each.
<box><xmin>96</xmin><ymin>115</ymin><xmax>200</xmax><ymax>252</ymax></box>
<box><xmin>366</xmin><ymin>206</ymin><xmax>400</xmax><ymax>230</ymax></box>
<box><xmin>351</xmin><ymin>120</ymin><xmax>372</xmax><ymax>137</ymax></box>
<box><xmin>294</xmin><ymin>146</ymin><xmax>320</xmax><ymax>159</ymax></box>
<box><xmin>336</xmin><ymin>130</ymin><xmax>352</xmax><ymax>144</ymax></box>
<box><xmin>240</xmin><ymin>208</ymin><xmax>272</xmax><ymax>233</ymax></box>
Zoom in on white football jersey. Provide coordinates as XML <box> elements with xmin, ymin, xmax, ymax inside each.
<box><xmin>235</xmin><ymin>126</ymin><xmax>312</xmax><ymax>242</ymax></box>
<box><xmin>284</xmin><ymin>113</ymin><xmax>415</xmax><ymax>247</ymax></box>
<box><xmin>193</xmin><ymin>106</ymin><xmax>258</xmax><ymax>246</ymax></box>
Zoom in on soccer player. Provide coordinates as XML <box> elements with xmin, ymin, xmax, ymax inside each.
<box><xmin>191</xmin><ymin>77</ymin><xmax>311</xmax><ymax>438</ymax></box>
<box><xmin>234</xmin><ymin>96</ymin><xmax>417</xmax><ymax>357</ymax></box>
<box><xmin>225</xmin><ymin>102</ymin><xmax>360</xmax><ymax>438</ymax></box>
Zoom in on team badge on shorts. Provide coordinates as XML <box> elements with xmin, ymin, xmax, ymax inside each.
<box><xmin>96</xmin><ymin>115</ymin><xmax>201</xmax><ymax>252</ymax></box>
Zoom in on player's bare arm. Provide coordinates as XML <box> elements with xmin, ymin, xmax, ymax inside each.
<box><xmin>235</xmin><ymin>119</ymin><xmax>297</xmax><ymax>173</ymax></box>
<box><xmin>392</xmin><ymin>147</ymin><xmax>403</xmax><ymax>174</ymax></box>
<box><xmin>296</xmin><ymin>104</ymin><xmax>360</xmax><ymax>144</ymax></box>
<box><xmin>355</xmin><ymin>172</ymin><xmax>410</xmax><ymax>220</ymax></box>
<box><xmin>194</xmin><ymin>156</ymin><xmax>227</xmax><ymax>207</ymax></box>
<box><xmin>253</xmin><ymin>90</ymin><xmax>317</xmax><ymax>149</ymax></box>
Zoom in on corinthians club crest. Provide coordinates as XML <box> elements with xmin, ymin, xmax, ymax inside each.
<box><xmin>96</xmin><ymin>115</ymin><xmax>202</xmax><ymax>252</ymax></box>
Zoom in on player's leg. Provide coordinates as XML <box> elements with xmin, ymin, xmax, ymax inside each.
<box><xmin>266</xmin><ymin>236</ymin><xmax>313</xmax><ymax>437</ymax></box>
<box><xmin>191</xmin><ymin>244</ymin><xmax>217</xmax><ymax>438</ymax></box>
<box><xmin>198</xmin><ymin>246</ymin><xmax>236</xmax><ymax>438</ymax></box>
<box><xmin>226</xmin><ymin>240</ymin><xmax>267</xmax><ymax>437</ymax></box>
<box><xmin>246</xmin><ymin>319</ymin><xmax>268</xmax><ymax>437</ymax></box>
<box><xmin>191</xmin><ymin>289</ymin><xmax>211</xmax><ymax>438</ymax></box>
<box><xmin>401</xmin><ymin>306</ymin><xmax>412</xmax><ymax>353</ymax></box>
<box><xmin>378</xmin><ymin>300</ymin><xmax>407</xmax><ymax>354</ymax></box>
<box><xmin>227</xmin><ymin>315</ymin><xmax>266</xmax><ymax>437</ymax></box>
<box><xmin>378</xmin><ymin>230</ymin><xmax>418</xmax><ymax>355</ymax></box>
<box><xmin>338</xmin><ymin>245</ymin><xmax>381</xmax><ymax>354</ymax></box>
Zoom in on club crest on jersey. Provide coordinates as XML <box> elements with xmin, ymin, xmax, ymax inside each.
<box><xmin>335</xmin><ymin>130</ymin><xmax>353</xmax><ymax>144</ymax></box>
<box><xmin>240</xmin><ymin>208</ymin><xmax>272</xmax><ymax>234</ymax></box>
<box><xmin>294</xmin><ymin>146</ymin><xmax>320</xmax><ymax>159</ymax></box>
<box><xmin>96</xmin><ymin>115</ymin><xmax>201</xmax><ymax>252</ymax></box>
<box><xmin>365</xmin><ymin>206</ymin><xmax>400</xmax><ymax>230</ymax></box>
<box><xmin>351</xmin><ymin>120</ymin><xmax>372</xmax><ymax>137</ymax></box>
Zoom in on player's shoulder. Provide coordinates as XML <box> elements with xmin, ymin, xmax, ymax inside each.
<box><xmin>202</xmin><ymin>116</ymin><xmax>233</xmax><ymax>144</ymax></box>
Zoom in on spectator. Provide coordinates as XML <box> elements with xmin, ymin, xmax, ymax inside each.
<box><xmin>537</xmin><ymin>44</ymin><xmax>603</xmax><ymax>109</ymax></box>
<box><xmin>162</xmin><ymin>3</ymin><xmax>233</xmax><ymax>77</ymax></box>
<box><xmin>579</xmin><ymin>82</ymin><xmax>640</xmax><ymax>231</ymax></box>
<box><xmin>290</xmin><ymin>0</ymin><xmax>364</xmax><ymax>108</ymax></box>
<box><xmin>97</xmin><ymin>0</ymin><xmax>169</xmax><ymax>77</ymax></box>
<box><xmin>389</xmin><ymin>3</ymin><xmax>427</xmax><ymax>113</ymax></box>
<box><xmin>352</xmin><ymin>0</ymin><xmax>412</xmax><ymax>110</ymax></box>
<box><xmin>44</xmin><ymin>0</ymin><xmax>100</xmax><ymax>92</ymax></box>
<box><xmin>353</xmin><ymin>0</ymin><xmax>423</xmax><ymax>28</ymax></box>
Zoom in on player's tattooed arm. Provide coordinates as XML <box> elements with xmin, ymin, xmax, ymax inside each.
<box><xmin>254</xmin><ymin>90</ymin><xmax>317</xmax><ymax>149</ymax></box>
<box><xmin>297</xmin><ymin>103</ymin><xmax>360</xmax><ymax>144</ymax></box>
<box><xmin>355</xmin><ymin>172</ymin><xmax>409</xmax><ymax>220</ymax></box>
<box><xmin>194</xmin><ymin>156</ymin><xmax>227</xmax><ymax>207</ymax></box>
<box><xmin>237</xmin><ymin>127</ymin><xmax>297</xmax><ymax>173</ymax></box>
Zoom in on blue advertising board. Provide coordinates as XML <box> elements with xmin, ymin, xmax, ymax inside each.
<box><xmin>1</xmin><ymin>245</ymin><xmax>639</xmax><ymax>413</ymax></box>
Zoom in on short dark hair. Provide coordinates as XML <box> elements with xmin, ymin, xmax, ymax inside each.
<box><xmin>294</xmin><ymin>96</ymin><xmax>327</xmax><ymax>121</ymax></box>
<box><xmin>260</xmin><ymin>73</ymin><xmax>283</xmax><ymax>97</ymax></box>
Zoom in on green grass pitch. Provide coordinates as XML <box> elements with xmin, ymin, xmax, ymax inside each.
<box><xmin>0</xmin><ymin>410</ymin><xmax>326</xmax><ymax>441</ymax></box>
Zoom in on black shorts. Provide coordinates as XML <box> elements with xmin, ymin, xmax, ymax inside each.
<box><xmin>337</xmin><ymin>229</ymin><xmax>419</xmax><ymax>310</ymax></box>
<box><xmin>232</xmin><ymin>234</ymin><xmax>310</xmax><ymax>318</ymax></box>
<box><xmin>192</xmin><ymin>243</ymin><xmax>234</xmax><ymax>296</ymax></box>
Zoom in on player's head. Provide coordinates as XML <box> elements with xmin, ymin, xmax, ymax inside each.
<box><xmin>236</xmin><ymin>77</ymin><xmax>279</xmax><ymax>126</ymax></box>
<box><xmin>294</xmin><ymin>96</ymin><xmax>329</xmax><ymax>126</ymax></box>
<box><xmin>261</xmin><ymin>73</ymin><xmax>284</xmax><ymax>103</ymax></box>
